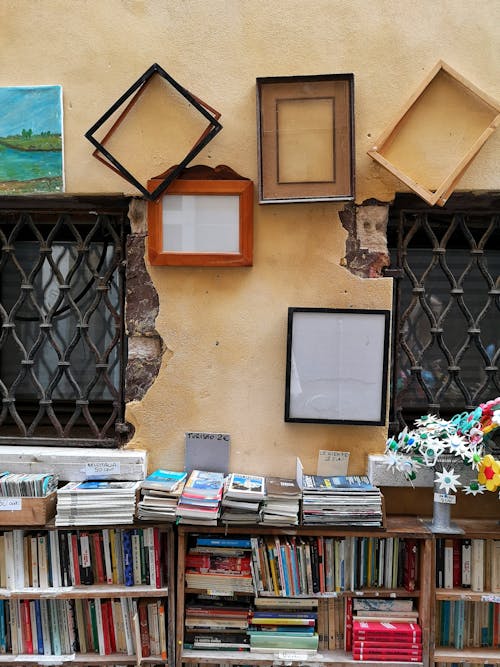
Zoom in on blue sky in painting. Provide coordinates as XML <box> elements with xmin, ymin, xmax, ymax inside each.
<box><xmin>0</xmin><ymin>85</ymin><xmax>62</xmax><ymax>137</ymax></box>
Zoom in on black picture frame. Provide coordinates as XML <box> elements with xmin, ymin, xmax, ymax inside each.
<box><xmin>285</xmin><ymin>308</ymin><xmax>390</xmax><ymax>425</ymax></box>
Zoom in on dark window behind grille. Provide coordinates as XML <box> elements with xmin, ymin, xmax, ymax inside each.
<box><xmin>0</xmin><ymin>196</ymin><xmax>129</xmax><ymax>446</ymax></box>
<box><xmin>388</xmin><ymin>193</ymin><xmax>500</xmax><ymax>430</ymax></box>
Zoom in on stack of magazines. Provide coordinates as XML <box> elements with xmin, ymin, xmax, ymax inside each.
<box><xmin>301</xmin><ymin>475</ymin><xmax>383</xmax><ymax>527</ymax></box>
<box><xmin>137</xmin><ymin>469</ymin><xmax>187</xmax><ymax>521</ymax></box>
<box><xmin>0</xmin><ymin>472</ymin><xmax>57</xmax><ymax>497</ymax></box>
<box><xmin>176</xmin><ymin>470</ymin><xmax>225</xmax><ymax>526</ymax></box>
<box><xmin>261</xmin><ymin>476</ymin><xmax>301</xmax><ymax>525</ymax></box>
<box><xmin>220</xmin><ymin>473</ymin><xmax>265</xmax><ymax>524</ymax></box>
<box><xmin>55</xmin><ymin>480</ymin><xmax>140</xmax><ymax>526</ymax></box>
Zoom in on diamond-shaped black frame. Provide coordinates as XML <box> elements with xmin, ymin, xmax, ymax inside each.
<box><xmin>85</xmin><ymin>63</ymin><xmax>223</xmax><ymax>201</ymax></box>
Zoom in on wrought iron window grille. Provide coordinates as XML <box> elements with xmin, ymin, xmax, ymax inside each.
<box><xmin>0</xmin><ymin>196</ymin><xmax>129</xmax><ymax>447</ymax></box>
<box><xmin>387</xmin><ymin>193</ymin><xmax>500</xmax><ymax>431</ymax></box>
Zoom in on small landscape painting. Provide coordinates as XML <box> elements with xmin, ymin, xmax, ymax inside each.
<box><xmin>0</xmin><ymin>85</ymin><xmax>64</xmax><ymax>194</ymax></box>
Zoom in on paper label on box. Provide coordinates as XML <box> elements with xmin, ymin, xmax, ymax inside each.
<box><xmin>85</xmin><ymin>461</ymin><xmax>120</xmax><ymax>478</ymax></box>
<box><xmin>207</xmin><ymin>589</ymin><xmax>232</xmax><ymax>596</ymax></box>
<box><xmin>0</xmin><ymin>497</ymin><xmax>22</xmax><ymax>511</ymax></box>
<box><xmin>482</xmin><ymin>594</ymin><xmax>500</xmax><ymax>603</ymax></box>
<box><xmin>434</xmin><ymin>492</ymin><xmax>456</xmax><ymax>504</ymax></box>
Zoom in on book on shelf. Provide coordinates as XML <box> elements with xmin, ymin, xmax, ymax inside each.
<box><xmin>353</xmin><ymin>620</ymin><xmax>422</xmax><ymax>642</ymax></box>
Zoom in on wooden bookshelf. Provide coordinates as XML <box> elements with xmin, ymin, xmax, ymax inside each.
<box><xmin>176</xmin><ymin>519</ymin><xmax>432</xmax><ymax>667</ymax></box>
<box><xmin>0</xmin><ymin>523</ymin><xmax>176</xmax><ymax>667</ymax></box>
<box><xmin>431</xmin><ymin>520</ymin><xmax>500</xmax><ymax>666</ymax></box>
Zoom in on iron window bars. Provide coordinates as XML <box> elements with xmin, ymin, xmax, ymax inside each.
<box><xmin>0</xmin><ymin>196</ymin><xmax>129</xmax><ymax>446</ymax></box>
<box><xmin>387</xmin><ymin>193</ymin><xmax>500</xmax><ymax>430</ymax></box>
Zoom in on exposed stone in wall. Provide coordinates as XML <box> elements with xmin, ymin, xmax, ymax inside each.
<box><xmin>125</xmin><ymin>198</ymin><xmax>164</xmax><ymax>404</ymax></box>
<box><xmin>340</xmin><ymin>200</ymin><xmax>391</xmax><ymax>278</ymax></box>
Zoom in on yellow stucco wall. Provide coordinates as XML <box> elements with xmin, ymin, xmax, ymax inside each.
<box><xmin>3</xmin><ymin>0</ymin><xmax>500</xmax><ymax>477</ymax></box>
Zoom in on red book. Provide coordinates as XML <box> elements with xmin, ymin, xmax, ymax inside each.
<box><xmin>138</xmin><ymin>599</ymin><xmax>151</xmax><ymax>657</ymax></box>
<box><xmin>353</xmin><ymin>649</ymin><xmax>422</xmax><ymax>662</ymax></box>
<box><xmin>71</xmin><ymin>533</ymin><xmax>81</xmax><ymax>586</ymax></box>
<box><xmin>353</xmin><ymin>620</ymin><xmax>422</xmax><ymax>642</ymax></box>
<box><xmin>21</xmin><ymin>600</ymin><xmax>34</xmax><ymax>654</ymax></box>
<box><xmin>105</xmin><ymin>600</ymin><xmax>117</xmax><ymax>653</ymax></box>
<box><xmin>453</xmin><ymin>539</ymin><xmax>462</xmax><ymax>587</ymax></box>
<box><xmin>344</xmin><ymin>596</ymin><xmax>353</xmax><ymax>651</ymax></box>
<box><xmin>100</xmin><ymin>599</ymin><xmax>112</xmax><ymax>655</ymax></box>
<box><xmin>353</xmin><ymin>640</ymin><xmax>422</xmax><ymax>650</ymax></box>
<box><xmin>352</xmin><ymin>643</ymin><xmax>422</xmax><ymax>654</ymax></box>
<box><xmin>403</xmin><ymin>539</ymin><xmax>418</xmax><ymax>592</ymax></box>
<box><xmin>92</xmin><ymin>532</ymin><xmax>105</xmax><ymax>584</ymax></box>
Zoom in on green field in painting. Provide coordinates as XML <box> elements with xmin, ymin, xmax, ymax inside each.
<box><xmin>0</xmin><ymin>133</ymin><xmax>62</xmax><ymax>151</ymax></box>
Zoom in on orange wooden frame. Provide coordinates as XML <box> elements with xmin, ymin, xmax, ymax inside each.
<box><xmin>147</xmin><ymin>178</ymin><xmax>253</xmax><ymax>267</ymax></box>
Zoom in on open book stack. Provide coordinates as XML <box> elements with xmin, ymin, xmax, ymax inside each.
<box><xmin>176</xmin><ymin>470</ymin><xmax>225</xmax><ymax>526</ymax></box>
<box><xmin>220</xmin><ymin>473</ymin><xmax>265</xmax><ymax>524</ymax></box>
<box><xmin>261</xmin><ymin>476</ymin><xmax>301</xmax><ymax>525</ymax></box>
<box><xmin>55</xmin><ymin>481</ymin><xmax>140</xmax><ymax>526</ymax></box>
<box><xmin>137</xmin><ymin>469</ymin><xmax>187</xmax><ymax>521</ymax></box>
<box><xmin>302</xmin><ymin>475</ymin><xmax>383</xmax><ymax>527</ymax></box>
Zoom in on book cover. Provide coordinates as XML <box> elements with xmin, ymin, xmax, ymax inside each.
<box><xmin>265</xmin><ymin>476</ymin><xmax>301</xmax><ymax>498</ymax></box>
<box><xmin>182</xmin><ymin>470</ymin><xmax>224</xmax><ymax>499</ymax></box>
<box><xmin>142</xmin><ymin>469</ymin><xmax>187</xmax><ymax>493</ymax></box>
<box><xmin>225</xmin><ymin>472</ymin><xmax>265</xmax><ymax>500</ymax></box>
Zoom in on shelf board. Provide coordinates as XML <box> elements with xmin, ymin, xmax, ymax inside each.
<box><xmin>0</xmin><ymin>655</ymin><xmax>166</xmax><ymax>665</ymax></box>
<box><xmin>436</xmin><ymin>587</ymin><xmax>500</xmax><ymax>602</ymax></box>
<box><xmin>434</xmin><ymin>647</ymin><xmax>500</xmax><ymax>663</ymax></box>
<box><xmin>178</xmin><ymin>515</ymin><xmax>430</xmax><ymax>538</ymax></box>
<box><xmin>0</xmin><ymin>585</ymin><xmax>168</xmax><ymax>599</ymax></box>
<box><xmin>181</xmin><ymin>648</ymin><xmax>423</xmax><ymax>665</ymax></box>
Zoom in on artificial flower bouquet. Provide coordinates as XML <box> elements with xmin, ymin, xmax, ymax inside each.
<box><xmin>385</xmin><ymin>397</ymin><xmax>500</xmax><ymax>497</ymax></box>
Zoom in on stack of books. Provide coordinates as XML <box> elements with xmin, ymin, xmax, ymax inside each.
<box><xmin>55</xmin><ymin>481</ymin><xmax>140</xmax><ymax>526</ymax></box>
<box><xmin>261</xmin><ymin>476</ymin><xmax>301</xmax><ymax>525</ymax></box>
<box><xmin>184</xmin><ymin>535</ymin><xmax>255</xmax><ymax>594</ymax></box>
<box><xmin>137</xmin><ymin>469</ymin><xmax>187</xmax><ymax>521</ymax></box>
<box><xmin>220</xmin><ymin>473</ymin><xmax>265</xmax><ymax>524</ymax></box>
<box><xmin>176</xmin><ymin>470</ymin><xmax>225</xmax><ymax>526</ymax></box>
<box><xmin>301</xmin><ymin>475</ymin><xmax>383</xmax><ymax>527</ymax></box>
<box><xmin>248</xmin><ymin>605</ymin><xmax>319</xmax><ymax>654</ymax></box>
<box><xmin>184</xmin><ymin>598</ymin><xmax>250</xmax><ymax>651</ymax></box>
<box><xmin>352</xmin><ymin>617</ymin><xmax>422</xmax><ymax>662</ymax></box>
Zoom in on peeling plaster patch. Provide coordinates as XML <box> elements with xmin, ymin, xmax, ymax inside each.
<box><xmin>125</xmin><ymin>199</ymin><xmax>164</xmax><ymax>405</ymax></box>
<box><xmin>339</xmin><ymin>201</ymin><xmax>391</xmax><ymax>278</ymax></box>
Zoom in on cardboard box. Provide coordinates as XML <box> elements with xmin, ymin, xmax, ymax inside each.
<box><xmin>0</xmin><ymin>491</ymin><xmax>56</xmax><ymax>526</ymax></box>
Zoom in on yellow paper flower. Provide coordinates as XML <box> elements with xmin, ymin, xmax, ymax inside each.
<box><xmin>477</xmin><ymin>454</ymin><xmax>500</xmax><ymax>492</ymax></box>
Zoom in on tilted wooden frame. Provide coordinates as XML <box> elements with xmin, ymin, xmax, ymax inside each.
<box><xmin>147</xmin><ymin>176</ymin><xmax>253</xmax><ymax>267</ymax></box>
<box><xmin>368</xmin><ymin>61</ymin><xmax>500</xmax><ymax>207</ymax></box>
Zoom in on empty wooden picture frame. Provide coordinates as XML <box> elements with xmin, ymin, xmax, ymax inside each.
<box><xmin>257</xmin><ymin>74</ymin><xmax>355</xmax><ymax>203</ymax></box>
<box><xmin>147</xmin><ymin>170</ymin><xmax>253</xmax><ymax>267</ymax></box>
<box><xmin>368</xmin><ymin>61</ymin><xmax>500</xmax><ymax>207</ymax></box>
<box><xmin>285</xmin><ymin>308</ymin><xmax>390</xmax><ymax>425</ymax></box>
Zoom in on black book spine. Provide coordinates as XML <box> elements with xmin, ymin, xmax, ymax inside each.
<box><xmin>310</xmin><ymin>538</ymin><xmax>320</xmax><ymax>594</ymax></box>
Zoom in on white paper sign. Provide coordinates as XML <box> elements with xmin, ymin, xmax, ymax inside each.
<box><xmin>277</xmin><ymin>652</ymin><xmax>310</xmax><ymax>661</ymax></box>
<box><xmin>85</xmin><ymin>461</ymin><xmax>120</xmax><ymax>478</ymax></box>
<box><xmin>317</xmin><ymin>450</ymin><xmax>349</xmax><ymax>476</ymax></box>
<box><xmin>434</xmin><ymin>492</ymin><xmax>456</xmax><ymax>504</ymax></box>
<box><xmin>0</xmin><ymin>497</ymin><xmax>22</xmax><ymax>511</ymax></box>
